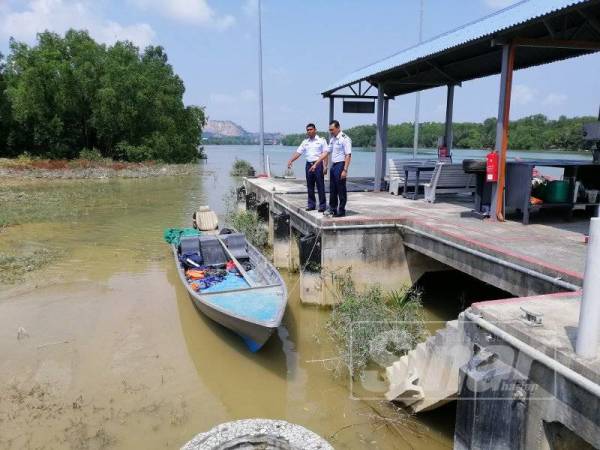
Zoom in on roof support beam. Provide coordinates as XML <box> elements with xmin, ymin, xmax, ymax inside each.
<box><xmin>444</xmin><ymin>84</ymin><xmax>455</xmax><ymax>152</ymax></box>
<box><xmin>426</xmin><ymin>61</ymin><xmax>461</xmax><ymax>85</ymax></box>
<box><xmin>374</xmin><ymin>84</ymin><xmax>386</xmax><ymax>192</ymax></box>
<box><xmin>513</xmin><ymin>37</ymin><xmax>600</xmax><ymax>50</ymax></box>
<box><xmin>542</xmin><ymin>18</ymin><xmax>557</xmax><ymax>38</ymax></box>
<box><xmin>577</xmin><ymin>8</ymin><xmax>600</xmax><ymax>38</ymax></box>
<box><xmin>491</xmin><ymin>43</ymin><xmax>516</xmax><ymax>223</ymax></box>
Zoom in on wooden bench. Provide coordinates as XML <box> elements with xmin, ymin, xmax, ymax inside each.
<box><xmin>424</xmin><ymin>163</ymin><xmax>476</xmax><ymax>203</ymax></box>
<box><xmin>388</xmin><ymin>158</ymin><xmax>436</xmax><ymax>195</ymax></box>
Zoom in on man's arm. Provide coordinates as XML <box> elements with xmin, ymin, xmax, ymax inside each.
<box><xmin>287</xmin><ymin>152</ymin><xmax>301</xmax><ymax>168</ymax></box>
<box><xmin>341</xmin><ymin>154</ymin><xmax>352</xmax><ymax>179</ymax></box>
<box><xmin>287</xmin><ymin>143</ymin><xmax>304</xmax><ymax>168</ymax></box>
<box><xmin>308</xmin><ymin>149</ymin><xmax>329</xmax><ymax>172</ymax></box>
<box><xmin>308</xmin><ymin>138</ymin><xmax>330</xmax><ymax>172</ymax></box>
<box><xmin>341</xmin><ymin>138</ymin><xmax>352</xmax><ymax>179</ymax></box>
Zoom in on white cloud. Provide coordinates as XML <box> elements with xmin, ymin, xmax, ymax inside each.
<box><xmin>542</xmin><ymin>92</ymin><xmax>568</xmax><ymax>106</ymax></box>
<box><xmin>512</xmin><ymin>84</ymin><xmax>536</xmax><ymax>105</ymax></box>
<box><xmin>484</xmin><ymin>0</ymin><xmax>519</xmax><ymax>9</ymax></box>
<box><xmin>243</xmin><ymin>0</ymin><xmax>258</xmax><ymax>17</ymax></box>
<box><xmin>0</xmin><ymin>0</ymin><xmax>155</xmax><ymax>47</ymax></box>
<box><xmin>132</xmin><ymin>0</ymin><xmax>235</xmax><ymax>29</ymax></box>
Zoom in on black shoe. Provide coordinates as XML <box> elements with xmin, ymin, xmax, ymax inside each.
<box><xmin>318</xmin><ymin>208</ymin><xmax>326</xmax><ymax>213</ymax></box>
<box><xmin>334</xmin><ymin>211</ymin><xmax>346</xmax><ymax>217</ymax></box>
<box><xmin>305</xmin><ymin>207</ymin><xmax>316</xmax><ymax>211</ymax></box>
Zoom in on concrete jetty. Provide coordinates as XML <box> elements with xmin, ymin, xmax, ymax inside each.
<box><xmin>243</xmin><ymin>175</ymin><xmax>600</xmax><ymax>449</ymax></box>
<box><xmin>245</xmin><ymin>176</ymin><xmax>586</xmax><ymax>304</ymax></box>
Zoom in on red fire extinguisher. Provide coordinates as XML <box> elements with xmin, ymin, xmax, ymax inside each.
<box><xmin>486</xmin><ymin>151</ymin><xmax>499</xmax><ymax>182</ymax></box>
<box><xmin>438</xmin><ymin>145</ymin><xmax>449</xmax><ymax>159</ymax></box>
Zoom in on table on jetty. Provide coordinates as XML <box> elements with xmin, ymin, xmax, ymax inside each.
<box><xmin>403</xmin><ymin>164</ymin><xmax>436</xmax><ymax>200</ymax></box>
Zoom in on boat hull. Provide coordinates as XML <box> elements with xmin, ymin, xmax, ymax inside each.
<box><xmin>172</xmin><ymin>241</ymin><xmax>286</xmax><ymax>351</ymax></box>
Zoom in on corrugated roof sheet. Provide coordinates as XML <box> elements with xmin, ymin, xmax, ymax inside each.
<box><xmin>323</xmin><ymin>0</ymin><xmax>592</xmax><ymax>95</ymax></box>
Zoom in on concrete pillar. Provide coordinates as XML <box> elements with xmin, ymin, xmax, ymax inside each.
<box><xmin>374</xmin><ymin>84</ymin><xmax>385</xmax><ymax>192</ymax></box>
<box><xmin>491</xmin><ymin>44</ymin><xmax>511</xmax><ymax>221</ymax></box>
<box><xmin>289</xmin><ymin>228</ymin><xmax>301</xmax><ymax>273</ymax></box>
<box><xmin>298</xmin><ymin>233</ymin><xmax>324</xmax><ymax>304</ymax></box>
<box><xmin>317</xmin><ymin>228</ymin><xmax>447</xmax><ymax>305</ymax></box>
<box><xmin>576</xmin><ymin>217</ymin><xmax>600</xmax><ymax>358</ymax></box>
<box><xmin>444</xmin><ymin>84</ymin><xmax>455</xmax><ymax>152</ymax></box>
<box><xmin>270</xmin><ymin>211</ymin><xmax>291</xmax><ymax>269</ymax></box>
<box><xmin>328</xmin><ymin>97</ymin><xmax>334</xmax><ymax>125</ymax></box>
<box><xmin>382</xmin><ymin>98</ymin><xmax>389</xmax><ymax>183</ymax></box>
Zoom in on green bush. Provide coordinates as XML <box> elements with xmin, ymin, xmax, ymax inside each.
<box><xmin>326</xmin><ymin>269</ymin><xmax>427</xmax><ymax>377</ymax></box>
<box><xmin>116</xmin><ymin>143</ymin><xmax>153</xmax><ymax>162</ymax></box>
<box><xmin>230</xmin><ymin>158</ymin><xmax>256</xmax><ymax>177</ymax></box>
<box><xmin>78</xmin><ymin>147</ymin><xmax>104</xmax><ymax>161</ymax></box>
<box><xmin>228</xmin><ymin>210</ymin><xmax>267</xmax><ymax>249</ymax></box>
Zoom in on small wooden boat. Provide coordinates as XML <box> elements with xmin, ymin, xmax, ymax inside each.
<box><xmin>171</xmin><ymin>210</ymin><xmax>287</xmax><ymax>352</ymax></box>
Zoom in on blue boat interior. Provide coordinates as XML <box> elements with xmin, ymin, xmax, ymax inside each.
<box><xmin>178</xmin><ymin>233</ymin><xmax>283</xmax><ymax>325</ymax></box>
<box><xmin>203</xmin><ymin>285</ymin><xmax>283</xmax><ymax>324</ymax></box>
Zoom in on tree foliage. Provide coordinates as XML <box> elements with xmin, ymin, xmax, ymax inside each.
<box><xmin>0</xmin><ymin>30</ymin><xmax>205</xmax><ymax>162</ymax></box>
<box><xmin>281</xmin><ymin>115</ymin><xmax>596</xmax><ymax>152</ymax></box>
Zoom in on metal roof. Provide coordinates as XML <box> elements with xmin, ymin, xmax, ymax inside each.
<box><xmin>323</xmin><ymin>0</ymin><xmax>600</xmax><ymax>97</ymax></box>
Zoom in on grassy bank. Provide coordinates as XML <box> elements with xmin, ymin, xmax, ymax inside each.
<box><xmin>0</xmin><ymin>157</ymin><xmax>198</xmax><ymax>180</ymax></box>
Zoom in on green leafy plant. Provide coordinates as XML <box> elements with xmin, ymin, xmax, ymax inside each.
<box><xmin>326</xmin><ymin>269</ymin><xmax>427</xmax><ymax>377</ymax></box>
<box><xmin>230</xmin><ymin>158</ymin><xmax>256</xmax><ymax>177</ymax></box>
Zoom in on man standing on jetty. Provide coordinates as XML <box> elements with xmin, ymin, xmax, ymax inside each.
<box><xmin>287</xmin><ymin>123</ymin><xmax>329</xmax><ymax>212</ymax></box>
<box><xmin>310</xmin><ymin>120</ymin><xmax>352</xmax><ymax>217</ymax></box>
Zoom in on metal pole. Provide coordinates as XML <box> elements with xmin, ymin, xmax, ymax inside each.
<box><xmin>383</xmin><ymin>97</ymin><xmax>389</xmax><ymax>182</ymax></box>
<box><xmin>257</xmin><ymin>0</ymin><xmax>265</xmax><ymax>174</ymax></box>
<box><xmin>374</xmin><ymin>84</ymin><xmax>385</xmax><ymax>192</ymax></box>
<box><xmin>444</xmin><ymin>84</ymin><xmax>455</xmax><ymax>155</ymax></box>
<box><xmin>576</xmin><ymin>217</ymin><xmax>600</xmax><ymax>358</ymax></box>
<box><xmin>490</xmin><ymin>44</ymin><xmax>510</xmax><ymax>221</ymax></box>
<box><xmin>412</xmin><ymin>0</ymin><xmax>424</xmax><ymax>158</ymax></box>
<box><xmin>329</xmin><ymin>97</ymin><xmax>335</xmax><ymax>125</ymax></box>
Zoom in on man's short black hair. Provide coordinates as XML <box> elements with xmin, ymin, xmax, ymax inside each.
<box><xmin>329</xmin><ymin>120</ymin><xmax>340</xmax><ymax>128</ymax></box>
<box><xmin>306</xmin><ymin>123</ymin><xmax>316</xmax><ymax>129</ymax></box>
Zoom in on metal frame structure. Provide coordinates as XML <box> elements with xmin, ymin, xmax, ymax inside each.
<box><xmin>321</xmin><ymin>0</ymin><xmax>600</xmax><ymax>200</ymax></box>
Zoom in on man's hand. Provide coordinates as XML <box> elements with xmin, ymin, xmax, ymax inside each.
<box><xmin>308</xmin><ymin>163</ymin><xmax>317</xmax><ymax>172</ymax></box>
<box><xmin>324</xmin><ymin>167</ymin><xmax>328</xmax><ymax>176</ymax></box>
<box><xmin>287</xmin><ymin>161</ymin><xmax>292</xmax><ymax>169</ymax></box>
<box><xmin>341</xmin><ymin>169</ymin><xmax>347</xmax><ymax>179</ymax></box>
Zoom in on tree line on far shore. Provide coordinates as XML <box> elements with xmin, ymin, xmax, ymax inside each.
<box><xmin>280</xmin><ymin>115</ymin><xmax>597</xmax><ymax>152</ymax></box>
<box><xmin>0</xmin><ymin>30</ymin><xmax>205</xmax><ymax>163</ymax></box>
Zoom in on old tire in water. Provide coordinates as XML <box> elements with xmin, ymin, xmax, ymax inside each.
<box><xmin>181</xmin><ymin>419</ymin><xmax>333</xmax><ymax>450</ymax></box>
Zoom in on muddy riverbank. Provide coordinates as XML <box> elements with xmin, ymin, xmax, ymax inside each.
<box><xmin>0</xmin><ymin>158</ymin><xmax>199</xmax><ymax>181</ymax></box>
<box><xmin>0</xmin><ymin>149</ymin><xmax>460</xmax><ymax>449</ymax></box>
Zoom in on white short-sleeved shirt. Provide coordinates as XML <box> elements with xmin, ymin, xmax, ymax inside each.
<box><xmin>329</xmin><ymin>132</ymin><xmax>352</xmax><ymax>163</ymax></box>
<box><xmin>296</xmin><ymin>136</ymin><xmax>329</xmax><ymax>162</ymax></box>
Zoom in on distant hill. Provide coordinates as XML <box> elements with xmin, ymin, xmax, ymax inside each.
<box><xmin>203</xmin><ymin>119</ymin><xmax>283</xmax><ymax>145</ymax></box>
<box><xmin>203</xmin><ymin>120</ymin><xmax>248</xmax><ymax>138</ymax></box>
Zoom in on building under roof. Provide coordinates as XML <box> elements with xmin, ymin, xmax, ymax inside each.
<box><xmin>321</xmin><ymin>0</ymin><xmax>600</xmax><ymax>220</ymax></box>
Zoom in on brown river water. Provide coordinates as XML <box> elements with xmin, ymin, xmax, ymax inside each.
<box><xmin>0</xmin><ymin>151</ymin><xmax>460</xmax><ymax>449</ymax></box>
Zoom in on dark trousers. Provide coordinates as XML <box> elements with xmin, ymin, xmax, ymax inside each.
<box><xmin>329</xmin><ymin>162</ymin><xmax>347</xmax><ymax>213</ymax></box>
<box><xmin>305</xmin><ymin>161</ymin><xmax>326</xmax><ymax>210</ymax></box>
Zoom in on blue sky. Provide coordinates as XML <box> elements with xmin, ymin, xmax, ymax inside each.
<box><xmin>1</xmin><ymin>0</ymin><xmax>598</xmax><ymax>133</ymax></box>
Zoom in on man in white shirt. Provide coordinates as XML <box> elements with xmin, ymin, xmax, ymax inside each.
<box><xmin>287</xmin><ymin>123</ymin><xmax>329</xmax><ymax>212</ymax></box>
<box><xmin>309</xmin><ymin>120</ymin><xmax>351</xmax><ymax>217</ymax></box>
